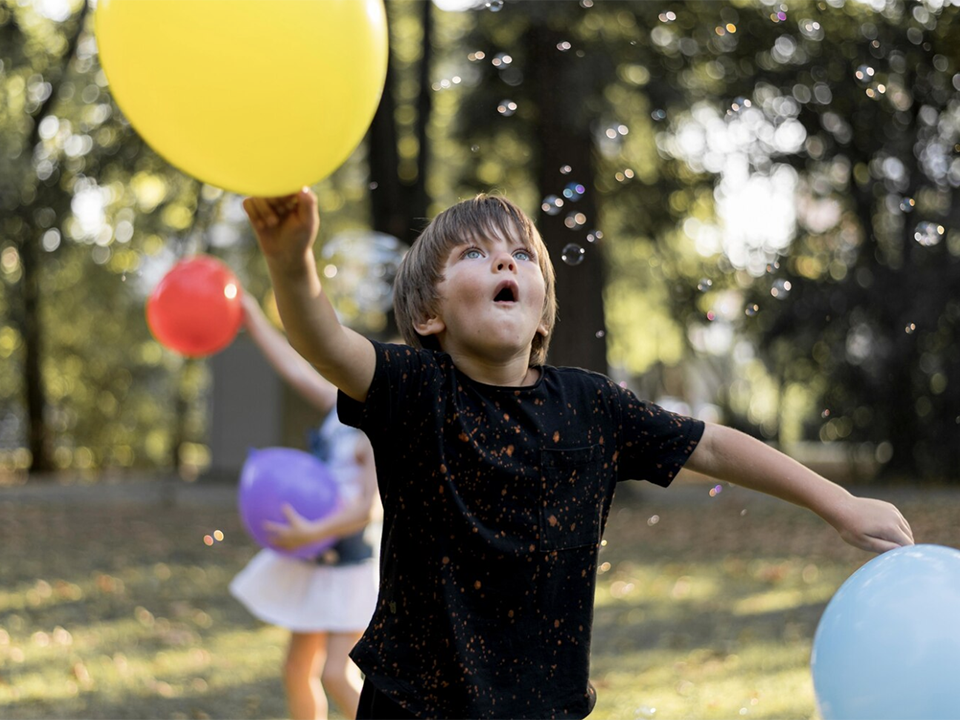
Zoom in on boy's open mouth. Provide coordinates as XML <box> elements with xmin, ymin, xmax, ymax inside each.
<box><xmin>493</xmin><ymin>280</ymin><xmax>519</xmax><ymax>303</ymax></box>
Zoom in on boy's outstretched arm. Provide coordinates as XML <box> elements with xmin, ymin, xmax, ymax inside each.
<box><xmin>686</xmin><ymin>422</ymin><xmax>914</xmax><ymax>554</ymax></box>
<box><xmin>244</xmin><ymin>189</ymin><xmax>375</xmax><ymax>401</ymax></box>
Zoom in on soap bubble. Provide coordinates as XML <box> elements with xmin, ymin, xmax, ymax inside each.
<box><xmin>771</xmin><ymin>279</ymin><xmax>792</xmax><ymax>299</ymax></box>
<box><xmin>854</xmin><ymin>65</ymin><xmax>875</xmax><ymax>84</ymax></box>
<box><xmin>914</xmin><ymin>221</ymin><xmax>944</xmax><ymax>247</ymax></box>
<box><xmin>563</xmin><ymin>182</ymin><xmax>586</xmax><ymax>201</ymax></box>
<box><xmin>541</xmin><ymin>195</ymin><xmax>564</xmax><ymax>216</ymax></box>
<box><xmin>561</xmin><ymin>243</ymin><xmax>585</xmax><ymax>266</ymax></box>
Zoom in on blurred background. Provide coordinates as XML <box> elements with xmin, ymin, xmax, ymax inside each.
<box><xmin>3</xmin><ymin>1</ymin><xmax>960</xmax><ymax>718</ymax></box>
<box><xmin>2</xmin><ymin>0</ymin><xmax>959</xmax><ymax>485</ymax></box>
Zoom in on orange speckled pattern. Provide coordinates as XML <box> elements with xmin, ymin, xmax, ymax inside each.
<box><xmin>338</xmin><ymin>342</ymin><xmax>704</xmax><ymax>719</ymax></box>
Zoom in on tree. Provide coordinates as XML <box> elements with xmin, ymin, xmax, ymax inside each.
<box><xmin>453</xmin><ymin>1</ymin><xmax>628</xmax><ymax>372</ymax></box>
<box><xmin>721</xmin><ymin>1</ymin><xmax>960</xmax><ymax>479</ymax></box>
<box><xmin>2</xmin><ymin>0</ymin><xmax>88</xmax><ymax>471</ymax></box>
<box><xmin>369</xmin><ymin>0</ymin><xmax>434</xmax><ymax>247</ymax></box>
<box><xmin>1</xmin><ymin>0</ymin><xmax>214</xmax><ymax>476</ymax></box>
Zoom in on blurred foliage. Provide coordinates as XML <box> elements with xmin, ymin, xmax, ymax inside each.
<box><xmin>1</xmin><ymin>0</ymin><xmax>959</xmax><ymax>479</ymax></box>
<box><xmin>0</xmin><ymin>0</ymin><xmax>372</xmax><ymax>476</ymax></box>
<box><xmin>434</xmin><ymin>0</ymin><xmax>960</xmax><ymax>479</ymax></box>
<box><xmin>3</xmin><ymin>0</ymin><xmax>171</xmax><ymax>474</ymax></box>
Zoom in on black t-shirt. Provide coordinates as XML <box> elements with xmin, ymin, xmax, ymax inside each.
<box><xmin>338</xmin><ymin>342</ymin><xmax>704</xmax><ymax>719</ymax></box>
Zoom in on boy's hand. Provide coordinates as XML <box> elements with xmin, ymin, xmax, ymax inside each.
<box><xmin>263</xmin><ymin>503</ymin><xmax>321</xmax><ymax>551</ymax></box>
<box><xmin>831</xmin><ymin>496</ymin><xmax>914</xmax><ymax>554</ymax></box>
<box><xmin>243</xmin><ymin>188</ymin><xmax>320</xmax><ymax>268</ymax></box>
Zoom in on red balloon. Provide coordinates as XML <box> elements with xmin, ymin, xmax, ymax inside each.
<box><xmin>146</xmin><ymin>256</ymin><xmax>243</xmax><ymax>357</ymax></box>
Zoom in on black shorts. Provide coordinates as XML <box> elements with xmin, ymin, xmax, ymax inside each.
<box><xmin>356</xmin><ymin>679</ymin><xmax>419</xmax><ymax>719</ymax></box>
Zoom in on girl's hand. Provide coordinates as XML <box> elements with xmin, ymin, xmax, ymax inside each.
<box><xmin>263</xmin><ymin>503</ymin><xmax>321</xmax><ymax>551</ymax></box>
<box><xmin>831</xmin><ymin>496</ymin><xmax>915</xmax><ymax>554</ymax></box>
<box><xmin>243</xmin><ymin>188</ymin><xmax>320</xmax><ymax>268</ymax></box>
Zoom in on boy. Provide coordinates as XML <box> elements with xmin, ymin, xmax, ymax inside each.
<box><xmin>244</xmin><ymin>189</ymin><xmax>913</xmax><ymax>720</ymax></box>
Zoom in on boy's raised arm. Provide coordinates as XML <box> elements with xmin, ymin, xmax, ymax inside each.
<box><xmin>686</xmin><ymin>422</ymin><xmax>914</xmax><ymax>554</ymax></box>
<box><xmin>244</xmin><ymin>188</ymin><xmax>376</xmax><ymax>402</ymax></box>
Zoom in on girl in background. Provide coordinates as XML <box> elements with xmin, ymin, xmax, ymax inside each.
<box><xmin>229</xmin><ymin>292</ymin><xmax>380</xmax><ymax>720</ymax></box>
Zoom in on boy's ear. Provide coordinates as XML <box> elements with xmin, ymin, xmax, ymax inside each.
<box><xmin>537</xmin><ymin>320</ymin><xmax>550</xmax><ymax>337</ymax></box>
<box><xmin>415</xmin><ymin>314</ymin><xmax>445</xmax><ymax>337</ymax></box>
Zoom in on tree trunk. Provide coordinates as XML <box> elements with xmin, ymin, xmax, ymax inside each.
<box><xmin>367</xmin><ymin>0</ymin><xmax>432</xmax><ymax>246</ymax></box>
<box><xmin>412</xmin><ymin>0</ymin><xmax>433</xmax><ymax>229</ymax></box>
<box><xmin>368</xmin><ymin>57</ymin><xmax>407</xmax><ymax>241</ymax></box>
<box><xmin>528</xmin><ymin>23</ymin><xmax>607</xmax><ymax>373</ymax></box>
<box><xmin>15</xmin><ymin>2</ymin><xmax>90</xmax><ymax>474</ymax></box>
<box><xmin>18</xmin><ymin>212</ymin><xmax>51</xmax><ymax>472</ymax></box>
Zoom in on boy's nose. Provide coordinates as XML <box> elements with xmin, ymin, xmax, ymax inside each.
<box><xmin>495</xmin><ymin>254</ymin><xmax>516</xmax><ymax>272</ymax></box>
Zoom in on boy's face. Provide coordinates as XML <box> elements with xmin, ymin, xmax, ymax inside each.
<box><xmin>415</xmin><ymin>230</ymin><xmax>548</xmax><ymax>362</ymax></box>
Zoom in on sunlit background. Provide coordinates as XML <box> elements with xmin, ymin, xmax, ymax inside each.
<box><xmin>3</xmin><ymin>0</ymin><xmax>960</xmax><ymax>717</ymax></box>
<box><xmin>2</xmin><ymin>2</ymin><xmax>960</xmax><ymax>474</ymax></box>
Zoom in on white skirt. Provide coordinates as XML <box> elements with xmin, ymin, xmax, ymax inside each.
<box><xmin>230</xmin><ymin>549</ymin><xmax>379</xmax><ymax>633</ymax></box>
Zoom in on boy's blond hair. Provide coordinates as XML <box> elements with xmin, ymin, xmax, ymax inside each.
<box><xmin>394</xmin><ymin>194</ymin><xmax>557</xmax><ymax>366</ymax></box>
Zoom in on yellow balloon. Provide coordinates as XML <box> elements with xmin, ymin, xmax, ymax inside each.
<box><xmin>95</xmin><ymin>0</ymin><xmax>388</xmax><ymax>196</ymax></box>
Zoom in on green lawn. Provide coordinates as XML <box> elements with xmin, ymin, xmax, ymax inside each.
<box><xmin>2</xmin><ymin>478</ymin><xmax>958</xmax><ymax>719</ymax></box>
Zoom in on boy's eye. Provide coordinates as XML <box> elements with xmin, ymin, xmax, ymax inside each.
<box><xmin>514</xmin><ymin>249</ymin><xmax>533</xmax><ymax>261</ymax></box>
<box><xmin>463</xmin><ymin>248</ymin><xmax>484</xmax><ymax>259</ymax></box>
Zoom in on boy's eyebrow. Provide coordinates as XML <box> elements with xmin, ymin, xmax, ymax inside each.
<box><xmin>460</xmin><ymin>229</ymin><xmax>531</xmax><ymax>249</ymax></box>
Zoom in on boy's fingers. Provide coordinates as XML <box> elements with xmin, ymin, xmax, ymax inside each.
<box><xmin>900</xmin><ymin>519</ymin><xmax>914</xmax><ymax>543</ymax></box>
<box><xmin>874</xmin><ymin>527</ymin><xmax>913</xmax><ymax>550</ymax></box>
<box><xmin>261</xmin><ymin>203</ymin><xmax>279</xmax><ymax>227</ymax></box>
<box><xmin>297</xmin><ymin>187</ymin><xmax>319</xmax><ymax>224</ymax></box>
<box><xmin>243</xmin><ymin>198</ymin><xmax>265</xmax><ymax>229</ymax></box>
<box><xmin>276</xmin><ymin>194</ymin><xmax>300</xmax><ymax>212</ymax></box>
<box><xmin>246</xmin><ymin>197</ymin><xmax>279</xmax><ymax>227</ymax></box>
<box><xmin>245</xmin><ymin>191</ymin><xmax>315</xmax><ymax>234</ymax></box>
<box><xmin>255</xmin><ymin>197</ymin><xmax>281</xmax><ymax>227</ymax></box>
<box><xmin>860</xmin><ymin>535</ymin><xmax>902</xmax><ymax>554</ymax></box>
<box><xmin>265</xmin><ymin>195</ymin><xmax>297</xmax><ymax>215</ymax></box>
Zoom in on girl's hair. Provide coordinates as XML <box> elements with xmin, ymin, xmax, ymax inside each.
<box><xmin>393</xmin><ymin>194</ymin><xmax>557</xmax><ymax>366</ymax></box>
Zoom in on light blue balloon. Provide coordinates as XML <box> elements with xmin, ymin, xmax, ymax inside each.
<box><xmin>811</xmin><ymin>544</ymin><xmax>960</xmax><ymax>720</ymax></box>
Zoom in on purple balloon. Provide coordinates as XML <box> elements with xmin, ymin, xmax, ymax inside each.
<box><xmin>238</xmin><ymin>447</ymin><xmax>341</xmax><ymax>560</ymax></box>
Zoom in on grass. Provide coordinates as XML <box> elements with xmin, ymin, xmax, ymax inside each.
<box><xmin>2</xmin><ymin>477</ymin><xmax>959</xmax><ymax>719</ymax></box>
